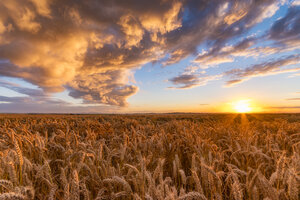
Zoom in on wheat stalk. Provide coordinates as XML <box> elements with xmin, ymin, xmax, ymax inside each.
<box><xmin>179</xmin><ymin>192</ymin><xmax>207</xmax><ymax>200</ymax></box>
<box><xmin>0</xmin><ymin>192</ymin><xmax>26</xmax><ymax>200</ymax></box>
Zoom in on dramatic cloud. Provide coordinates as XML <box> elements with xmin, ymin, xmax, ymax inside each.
<box><xmin>268</xmin><ymin>4</ymin><xmax>300</xmax><ymax>47</ymax></box>
<box><xmin>0</xmin><ymin>0</ymin><xmax>181</xmax><ymax>106</ymax></box>
<box><xmin>191</xmin><ymin>4</ymin><xmax>300</xmax><ymax>67</ymax></box>
<box><xmin>0</xmin><ymin>0</ymin><xmax>289</xmax><ymax>107</ymax></box>
<box><xmin>68</xmin><ymin>70</ymin><xmax>138</xmax><ymax>106</ymax></box>
<box><xmin>164</xmin><ymin>0</ymin><xmax>284</xmax><ymax>65</ymax></box>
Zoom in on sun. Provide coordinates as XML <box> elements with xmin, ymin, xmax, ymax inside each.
<box><xmin>233</xmin><ymin>100</ymin><xmax>252</xmax><ymax>113</ymax></box>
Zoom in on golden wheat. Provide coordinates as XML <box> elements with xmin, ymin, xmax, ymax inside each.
<box><xmin>0</xmin><ymin>113</ymin><xmax>299</xmax><ymax>199</ymax></box>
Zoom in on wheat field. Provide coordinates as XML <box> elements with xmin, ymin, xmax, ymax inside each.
<box><xmin>0</xmin><ymin>114</ymin><xmax>299</xmax><ymax>200</ymax></box>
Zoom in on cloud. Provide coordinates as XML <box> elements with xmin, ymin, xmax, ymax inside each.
<box><xmin>268</xmin><ymin>106</ymin><xmax>300</xmax><ymax>109</ymax></box>
<box><xmin>0</xmin><ymin>95</ymin><xmax>67</xmax><ymax>105</ymax></box>
<box><xmin>225</xmin><ymin>79</ymin><xmax>243</xmax><ymax>85</ymax></box>
<box><xmin>286</xmin><ymin>98</ymin><xmax>300</xmax><ymax>100</ymax></box>
<box><xmin>169</xmin><ymin>54</ymin><xmax>300</xmax><ymax>89</ymax></box>
<box><xmin>0</xmin><ymin>79</ymin><xmax>45</xmax><ymax>97</ymax></box>
<box><xmin>268</xmin><ymin>4</ymin><xmax>300</xmax><ymax>46</ymax></box>
<box><xmin>163</xmin><ymin>0</ymin><xmax>284</xmax><ymax>65</ymax></box>
<box><xmin>0</xmin><ymin>79</ymin><xmax>71</xmax><ymax>107</ymax></box>
<box><xmin>194</xmin><ymin>37</ymin><xmax>256</xmax><ymax>66</ymax></box>
<box><xmin>0</xmin><ymin>96</ymin><xmax>30</xmax><ymax>104</ymax></box>
<box><xmin>0</xmin><ymin>80</ymin><xmax>121</xmax><ymax>113</ymax></box>
<box><xmin>168</xmin><ymin>74</ymin><xmax>200</xmax><ymax>89</ymax></box>
<box><xmin>225</xmin><ymin>55</ymin><xmax>300</xmax><ymax>86</ymax></box>
<box><xmin>194</xmin><ymin>36</ymin><xmax>296</xmax><ymax>67</ymax></box>
<box><xmin>67</xmin><ymin>70</ymin><xmax>138</xmax><ymax>106</ymax></box>
<box><xmin>0</xmin><ymin>0</ymin><xmax>181</xmax><ymax>106</ymax></box>
<box><xmin>192</xmin><ymin>4</ymin><xmax>300</xmax><ymax>67</ymax></box>
<box><xmin>0</xmin><ymin>95</ymin><xmax>120</xmax><ymax>113</ymax></box>
<box><xmin>0</xmin><ymin>0</ymin><xmax>293</xmax><ymax>108</ymax></box>
<box><xmin>168</xmin><ymin>73</ymin><xmax>221</xmax><ymax>89</ymax></box>
<box><xmin>292</xmin><ymin>0</ymin><xmax>300</xmax><ymax>6</ymax></box>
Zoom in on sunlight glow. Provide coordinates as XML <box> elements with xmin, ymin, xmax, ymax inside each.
<box><xmin>233</xmin><ymin>100</ymin><xmax>252</xmax><ymax>113</ymax></box>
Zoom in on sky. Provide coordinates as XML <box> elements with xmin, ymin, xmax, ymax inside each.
<box><xmin>0</xmin><ymin>0</ymin><xmax>300</xmax><ymax>113</ymax></box>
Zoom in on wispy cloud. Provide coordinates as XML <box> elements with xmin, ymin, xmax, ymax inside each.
<box><xmin>169</xmin><ymin>55</ymin><xmax>300</xmax><ymax>89</ymax></box>
<box><xmin>0</xmin><ymin>95</ymin><xmax>120</xmax><ymax>113</ymax></box>
<box><xmin>0</xmin><ymin>79</ymin><xmax>45</xmax><ymax>97</ymax></box>
<box><xmin>168</xmin><ymin>73</ymin><xmax>221</xmax><ymax>89</ymax></box>
<box><xmin>0</xmin><ymin>80</ymin><xmax>121</xmax><ymax>113</ymax></box>
<box><xmin>168</xmin><ymin>74</ymin><xmax>201</xmax><ymax>89</ymax></box>
<box><xmin>268</xmin><ymin>106</ymin><xmax>300</xmax><ymax>109</ymax></box>
<box><xmin>225</xmin><ymin>55</ymin><xmax>300</xmax><ymax>86</ymax></box>
<box><xmin>286</xmin><ymin>98</ymin><xmax>300</xmax><ymax>100</ymax></box>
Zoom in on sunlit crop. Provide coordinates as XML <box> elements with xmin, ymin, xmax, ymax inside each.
<box><xmin>0</xmin><ymin>114</ymin><xmax>299</xmax><ymax>199</ymax></box>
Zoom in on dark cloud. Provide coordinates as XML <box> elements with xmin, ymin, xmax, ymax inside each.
<box><xmin>268</xmin><ymin>5</ymin><xmax>300</xmax><ymax>46</ymax></box>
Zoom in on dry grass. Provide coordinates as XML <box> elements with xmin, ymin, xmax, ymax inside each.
<box><xmin>0</xmin><ymin>113</ymin><xmax>299</xmax><ymax>199</ymax></box>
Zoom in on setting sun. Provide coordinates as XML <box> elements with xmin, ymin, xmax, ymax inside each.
<box><xmin>233</xmin><ymin>100</ymin><xmax>252</xmax><ymax>113</ymax></box>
